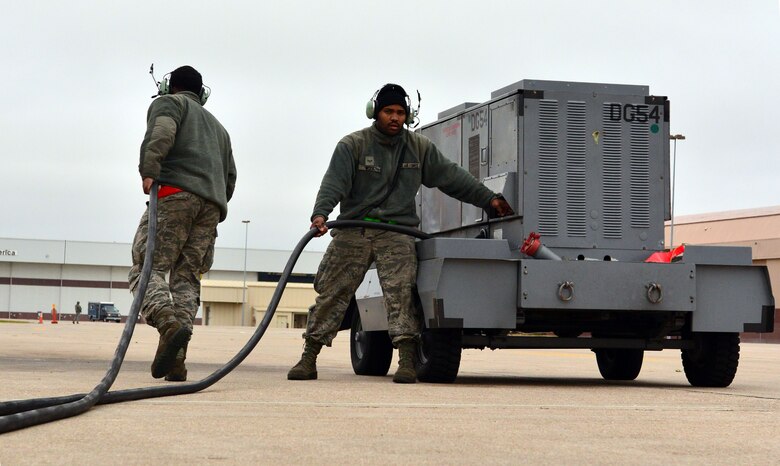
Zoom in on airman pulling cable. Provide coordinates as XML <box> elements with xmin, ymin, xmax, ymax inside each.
<box><xmin>0</xmin><ymin>183</ymin><xmax>159</xmax><ymax>433</ymax></box>
<box><xmin>0</xmin><ymin>219</ymin><xmax>430</xmax><ymax>433</ymax></box>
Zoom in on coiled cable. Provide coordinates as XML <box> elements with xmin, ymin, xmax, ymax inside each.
<box><xmin>0</xmin><ymin>217</ymin><xmax>430</xmax><ymax>433</ymax></box>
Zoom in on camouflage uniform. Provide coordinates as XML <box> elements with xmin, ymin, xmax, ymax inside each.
<box><xmin>128</xmin><ymin>191</ymin><xmax>219</xmax><ymax>330</ymax></box>
<box><xmin>306</xmin><ymin>228</ymin><xmax>419</xmax><ymax>346</ymax></box>
<box><xmin>305</xmin><ymin>123</ymin><xmax>497</xmax><ymax>349</ymax></box>
<box><xmin>133</xmin><ymin>70</ymin><xmax>235</xmax><ymax>380</ymax></box>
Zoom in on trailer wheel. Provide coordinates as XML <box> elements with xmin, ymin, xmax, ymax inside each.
<box><xmin>594</xmin><ymin>348</ymin><xmax>644</xmax><ymax>381</ymax></box>
<box><xmin>415</xmin><ymin>329</ymin><xmax>462</xmax><ymax>383</ymax></box>
<box><xmin>350</xmin><ymin>311</ymin><xmax>392</xmax><ymax>376</ymax></box>
<box><xmin>681</xmin><ymin>332</ymin><xmax>739</xmax><ymax>387</ymax></box>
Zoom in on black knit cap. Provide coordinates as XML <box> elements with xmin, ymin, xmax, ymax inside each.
<box><xmin>374</xmin><ymin>84</ymin><xmax>409</xmax><ymax>117</ymax></box>
<box><xmin>170</xmin><ymin>66</ymin><xmax>203</xmax><ymax>94</ymax></box>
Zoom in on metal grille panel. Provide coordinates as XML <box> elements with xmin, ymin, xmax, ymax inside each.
<box><xmin>565</xmin><ymin>101</ymin><xmax>587</xmax><ymax>237</ymax></box>
<box><xmin>468</xmin><ymin>135</ymin><xmax>480</xmax><ymax>179</ymax></box>
<box><xmin>629</xmin><ymin>120</ymin><xmax>650</xmax><ymax>228</ymax></box>
<box><xmin>537</xmin><ymin>100</ymin><xmax>559</xmax><ymax>236</ymax></box>
<box><xmin>601</xmin><ymin>103</ymin><xmax>623</xmax><ymax>239</ymax></box>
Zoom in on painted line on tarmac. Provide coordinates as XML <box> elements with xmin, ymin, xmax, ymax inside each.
<box><xmin>685</xmin><ymin>390</ymin><xmax>780</xmax><ymax>401</ymax></box>
<box><xmin>139</xmin><ymin>399</ymin><xmax>753</xmax><ymax>411</ymax></box>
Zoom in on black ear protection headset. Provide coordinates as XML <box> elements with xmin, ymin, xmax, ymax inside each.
<box><xmin>149</xmin><ymin>64</ymin><xmax>211</xmax><ymax>105</ymax></box>
<box><xmin>365</xmin><ymin>83</ymin><xmax>420</xmax><ymax>126</ymax></box>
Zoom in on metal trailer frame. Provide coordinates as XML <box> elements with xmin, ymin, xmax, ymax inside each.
<box><xmin>349</xmin><ymin>80</ymin><xmax>774</xmax><ymax>387</ymax></box>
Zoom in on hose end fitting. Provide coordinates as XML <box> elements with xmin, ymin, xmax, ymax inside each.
<box><xmin>521</xmin><ymin>232</ymin><xmax>562</xmax><ymax>261</ymax></box>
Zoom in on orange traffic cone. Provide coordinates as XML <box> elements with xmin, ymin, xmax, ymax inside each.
<box><xmin>51</xmin><ymin>304</ymin><xmax>59</xmax><ymax>324</ymax></box>
<box><xmin>38</xmin><ymin>312</ymin><xmax>43</xmax><ymax>324</ymax></box>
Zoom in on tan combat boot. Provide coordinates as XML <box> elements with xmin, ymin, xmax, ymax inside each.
<box><xmin>393</xmin><ymin>340</ymin><xmax>417</xmax><ymax>384</ymax></box>
<box><xmin>287</xmin><ymin>339</ymin><xmax>322</xmax><ymax>380</ymax></box>
<box><xmin>151</xmin><ymin>318</ymin><xmax>192</xmax><ymax>379</ymax></box>
<box><xmin>165</xmin><ymin>342</ymin><xmax>188</xmax><ymax>382</ymax></box>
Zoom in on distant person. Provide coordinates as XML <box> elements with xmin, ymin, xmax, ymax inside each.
<box><xmin>129</xmin><ymin>65</ymin><xmax>237</xmax><ymax>382</ymax></box>
<box><xmin>288</xmin><ymin>83</ymin><xmax>513</xmax><ymax>383</ymax></box>
<box><xmin>73</xmin><ymin>301</ymin><xmax>82</xmax><ymax>324</ymax></box>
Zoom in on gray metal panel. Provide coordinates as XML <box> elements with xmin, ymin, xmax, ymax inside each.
<box><xmin>491</xmin><ymin>80</ymin><xmax>649</xmax><ymax>99</ymax></box>
<box><xmin>681</xmin><ymin>245</ymin><xmax>753</xmax><ymax>266</ymax></box>
<box><xmin>482</xmin><ymin>172</ymin><xmax>517</xmax><ymax>217</ymax></box>
<box><xmin>487</xmin><ymin>220</ymin><xmax>526</xmax><ymax>249</ymax></box>
<box><xmin>522</xmin><ymin>86</ymin><xmax>668</xmax><ymax>252</ymax></box>
<box><xmin>519</xmin><ymin>260</ymin><xmax>696</xmax><ymax>311</ymax></box>
<box><xmin>488</xmin><ymin>96</ymin><xmax>519</xmax><ymax>173</ymax></box>
<box><xmin>692</xmin><ymin>265</ymin><xmax>774</xmax><ymax>332</ymax></box>
<box><xmin>416</xmin><ymin>238</ymin><xmax>516</xmax><ymax>261</ymax></box>
<box><xmin>417</xmin><ymin>258</ymin><xmax>517</xmax><ymax>329</ymax></box>
<box><xmin>420</xmin><ymin>117</ymin><xmax>463</xmax><ymax>233</ymax></box>
<box><xmin>437</xmin><ymin>102</ymin><xmax>478</xmax><ymax>120</ymax></box>
<box><xmin>489</xmin><ymin>96</ymin><xmax>521</xmax><ymax>217</ymax></box>
<box><xmin>461</xmin><ymin>104</ymin><xmax>490</xmax><ymax>226</ymax></box>
<box><xmin>354</xmin><ymin>268</ymin><xmax>388</xmax><ymax>331</ymax></box>
<box><xmin>355</xmin><ymin>299</ymin><xmax>388</xmax><ymax>331</ymax></box>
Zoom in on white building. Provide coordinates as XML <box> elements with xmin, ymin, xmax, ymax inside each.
<box><xmin>0</xmin><ymin>237</ymin><xmax>323</xmax><ymax>325</ymax></box>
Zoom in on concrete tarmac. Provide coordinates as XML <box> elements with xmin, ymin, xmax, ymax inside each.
<box><xmin>1</xmin><ymin>321</ymin><xmax>779</xmax><ymax>465</ymax></box>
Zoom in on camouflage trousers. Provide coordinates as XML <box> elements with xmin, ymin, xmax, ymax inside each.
<box><xmin>305</xmin><ymin>227</ymin><xmax>420</xmax><ymax>347</ymax></box>
<box><xmin>128</xmin><ymin>191</ymin><xmax>219</xmax><ymax>331</ymax></box>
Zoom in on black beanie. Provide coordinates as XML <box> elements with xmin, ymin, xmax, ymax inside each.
<box><xmin>170</xmin><ymin>66</ymin><xmax>203</xmax><ymax>94</ymax></box>
<box><xmin>374</xmin><ymin>84</ymin><xmax>409</xmax><ymax>117</ymax></box>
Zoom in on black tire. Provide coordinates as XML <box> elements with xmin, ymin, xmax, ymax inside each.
<box><xmin>415</xmin><ymin>329</ymin><xmax>462</xmax><ymax>383</ymax></box>
<box><xmin>681</xmin><ymin>332</ymin><xmax>740</xmax><ymax>387</ymax></box>
<box><xmin>350</xmin><ymin>311</ymin><xmax>393</xmax><ymax>376</ymax></box>
<box><xmin>594</xmin><ymin>348</ymin><xmax>644</xmax><ymax>381</ymax></box>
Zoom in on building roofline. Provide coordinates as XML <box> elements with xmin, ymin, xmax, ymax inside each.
<box><xmin>668</xmin><ymin>205</ymin><xmax>780</xmax><ymax>225</ymax></box>
<box><xmin>0</xmin><ymin>236</ymin><xmax>324</xmax><ymax>274</ymax></box>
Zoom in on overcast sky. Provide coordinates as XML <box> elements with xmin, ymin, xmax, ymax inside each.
<box><xmin>2</xmin><ymin>1</ymin><xmax>779</xmax><ymax>252</ymax></box>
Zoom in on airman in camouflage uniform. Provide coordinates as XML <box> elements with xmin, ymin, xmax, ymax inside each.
<box><xmin>304</xmin><ymin>228</ymin><xmax>419</xmax><ymax>345</ymax></box>
<box><xmin>288</xmin><ymin>84</ymin><xmax>513</xmax><ymax>383</ymax></box>
<box><xmin>130</xmin><ymin>65</ymin><xmax>236</xmax><ymax>381</ymax></box>
<box><xmin>129</xmin><ymin>192</ymin><xmax>219</xmax><ymax>329</ymax></box>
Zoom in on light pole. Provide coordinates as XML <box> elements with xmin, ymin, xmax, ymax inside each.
<box><xmin>669</xmin><ymin>134</ymin><xmax>686</xmax><ymax>249</ymax></box>
<box><xmin>241</xmin><ymin>220</ymin><xmax>250</xmax><ymax>326</ymax></box>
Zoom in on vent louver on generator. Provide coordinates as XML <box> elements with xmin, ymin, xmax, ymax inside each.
<box><xmin>602</xmin><ymin>102</ymin><xmax>623</xmax><ymax>239</ymax></box>
<box><xmin>629</xmin><ymin>120</ymin><xmax>651</xmax><ymax>229</ymax></box>
<box><xmin>419</xmin><ymin>80</ymin><xmax>668</xmax><ymax>255</ymax></box>
<box><xmin>565</xmin><ymin>101</ymin><xmax>587</xmax><ymax>238</ymax></box>
<box><xmin>537</xmin><ymin>99</ymin><xmax>559</xmax><ymax>236</ymax></box>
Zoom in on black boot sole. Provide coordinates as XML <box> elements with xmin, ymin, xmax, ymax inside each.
<box><xmin>151</xmin><ymin>327</ymin><xmax>192</xmax><ymax>379</ymax></box>
<box><xmin>287</xmin><ymin>368</ymin><xmax>318</xmax><ymax>380</ymax></box>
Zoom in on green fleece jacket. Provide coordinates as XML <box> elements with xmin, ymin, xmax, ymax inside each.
<box><xmin>139</xmin><ymin>91</ymin><xmax>237</xmax><ymax>221</ymax></box>
<box><xmin>312</xmin><ymin>123</ymin><xmax>496</xmax><ymax>226</ymax></box>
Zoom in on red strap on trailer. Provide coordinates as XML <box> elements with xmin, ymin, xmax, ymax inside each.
<box><xmin>645</xmin><ymin>244</ymin><xmax>685</xmax><ymax>263</ymax></box>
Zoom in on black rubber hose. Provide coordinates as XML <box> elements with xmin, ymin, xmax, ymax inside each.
<box><xmin>0</xmin><ymin>220</ymin><xmax>430</xmax><ymax>430</ymax></box>
<box><xmin>0</xmin><ymin>183</ymin><xmax>159</xmax><ymax>433</ymax></box>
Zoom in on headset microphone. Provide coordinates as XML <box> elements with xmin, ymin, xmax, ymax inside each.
<box><xmin>148</xmin><ymin>63</ymin><xmax>167</xmax><ymax>99</ymax></box>
<box><xmin>365</xmin><ymin>84</ymin><xmax>422</xmax><ymax>127</ymax></box>
<box><xmin>410</xmin><ymin>90</ymin><xmax>422</xmax><ymax>128</ymax></box>
<box><xmin>148</xmin><ymin>63</ymin><xmax>209</xmax><ymax>105</ymax></box>
<box><xmin>149</xmin><ymin>64</ymin><xmax>159</xmax><ymax>98</ymax></box>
